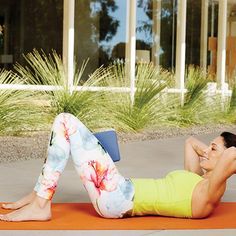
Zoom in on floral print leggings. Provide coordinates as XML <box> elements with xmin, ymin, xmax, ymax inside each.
<box><xmin>34</xmin><ymin>113</ymin><xmax>135</xmax><ymax>218</ymax></box>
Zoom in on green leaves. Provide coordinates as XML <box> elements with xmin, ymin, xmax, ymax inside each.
<box><xmin>101</xmin><ymin>63</ymin><xmax>172</xmax><ymax>132</ymax></box>
<box><xmin>0</xmin><ymin>70</ymin><xmax>47</xmax><ymax>135</ymax></box>
<box><xmin>1</xmin><ymin>51</ymin><xmax>235</xmax><ymax>136</ymax></box>
<box><xmin>172</xmin><ymin>66</ymin><xmax>223</xmax><ymax>126</ymax></box>
<box><xmin>15</xmin><ymin>50</ymin><xmax>112</xmax><ymax>130</ymax></box>
<box><xmin>184</xmin><ymin>66</ymin><xmax>209</xmax><ymax>107</ymax></box>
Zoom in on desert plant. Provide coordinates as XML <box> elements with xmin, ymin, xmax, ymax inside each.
<box><xmin>13</xmin><ymin>51</ymin><xmax>231</xmax><ymax>134</ymax></box>
<box><xmin>0</xmin><ymin>70</ymin><xmax>47</xmax><ymax>135</ymax></box>
<box><xmin>100</xmin><ymin>63</ymin><xmax>173</xmax><ymax>132</ymax></box>
<box><xmin>228</xmin><ymin>82</ymin><xmax>236</xmax><ymax>112</ymax></box>
<box><xmin>15</xmin><ymin>50</ymin><xmax>113</xmax><ymax>130</ymax></box>
<box><xmin>171</xmin><ymin>66</ymin><xmax>223</xmax><ymax>126</ymax></box>
<box><xmin>223</xmin><ymin>81</ymin><xmax>236</xmax><ymax>123</ymax></box>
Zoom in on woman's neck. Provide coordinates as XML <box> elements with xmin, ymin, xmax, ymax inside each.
<box><xmin>202</xmin><ymin>171</ymin><xmax>212</xmax><ymax>178</ymax></box>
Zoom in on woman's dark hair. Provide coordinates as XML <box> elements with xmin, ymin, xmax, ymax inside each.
<box><xmin>220</xmin><ymin>132</ymin><xmax>236</xmax><ymax>148</ymax></box>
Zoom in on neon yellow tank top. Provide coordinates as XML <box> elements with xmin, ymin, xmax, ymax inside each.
<box><xmin>131</xmin><ymin>170</ymin><xmax>203</xmax><ymax>218</ymax></box>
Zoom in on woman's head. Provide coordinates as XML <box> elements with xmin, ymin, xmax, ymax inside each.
<box><xmin>200</xmin><ymin>132</ymin><xmax>236</xmax><ymax>171</ymax></box>
<box><xmin>220</xmin><ymin>132</ymin><xmax>236</xmax><ymax>148</ymax></box>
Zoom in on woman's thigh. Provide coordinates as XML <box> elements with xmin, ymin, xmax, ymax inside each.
<box><xmin>62</xmin><ymin>113</ymin><xmax>135</xmax><ymax>218</ymax></box>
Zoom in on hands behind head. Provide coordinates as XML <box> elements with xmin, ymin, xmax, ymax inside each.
<box><xmin>194</xmin><ymin>145</ymin><xmax>207</xmax><ymax>158</ymax></box>
<box><xmin>222</xmin><ymin>146</ymin><xmax>236</xmax><ymax>156</ymax></box>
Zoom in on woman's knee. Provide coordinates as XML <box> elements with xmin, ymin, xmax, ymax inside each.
<box><xmin>53</xmin><ymin>113</ymin><xmax>82</xmax><ymax>127</ymax></box>
<box><xmin>54</xmin><ymin>112</ymin><xmax>75</xmax><ymax>121</ymax></box>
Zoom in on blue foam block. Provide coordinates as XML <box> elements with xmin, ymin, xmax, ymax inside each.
<box><xmin>94</xmin><ymin>130</ymin><xmax>121</xmax><ymax>162</ymax></box>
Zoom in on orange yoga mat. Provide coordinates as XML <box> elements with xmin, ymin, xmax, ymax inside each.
<box><xmin>0</xmin><ymin>202</ymin><xmax>236</xmax><ymax>230</ymax></box>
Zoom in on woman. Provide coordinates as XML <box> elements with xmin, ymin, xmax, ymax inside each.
<box><xmin>0</xmin><ymin>113</ymin><xmax>236</xmax><ymax>221</ymax></box>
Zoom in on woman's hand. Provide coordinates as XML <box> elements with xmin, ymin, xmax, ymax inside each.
<box><xmin>184</xmin><ymin>136</ymin><xmax>208</xmax><ymax>175</ymax></box>
<box><xmin>193</xmin><ymin>144</ymin><xmax>207</xmax><ymax>158</ymax></box>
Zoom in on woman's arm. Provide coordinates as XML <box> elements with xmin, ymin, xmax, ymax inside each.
<box><xmin>184</xmin><ymin>136</ymin><xmax>208</xmax><ymax>175</ymax></box>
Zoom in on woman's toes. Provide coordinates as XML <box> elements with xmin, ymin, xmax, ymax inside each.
<box><xmin>2</xmin><ymin>203</ymin><xmax>9</xmax><ymax>209</ymax></box>
<box><xmin>2</xmin><ymin>203</ymin><xmax>16</xmax><ymax>210</ymax></box>
<box><xmin>0</xmin><ymin>214</ymin><xmax>8</xmax><ymax>221</ymax></box>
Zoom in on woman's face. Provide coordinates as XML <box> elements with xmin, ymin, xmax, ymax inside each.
<box><xmin>200</xmin><ymin>136</ymin><xmax>226</xmax><ymax>171</ymax></box>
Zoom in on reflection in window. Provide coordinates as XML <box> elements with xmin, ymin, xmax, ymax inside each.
<box><xmin>74</xmin><ymin>0</ymin><xmax>127</xmax><ymax>79</ymax></box>
<box><xmin>0</xmin><ymin>0</ymin><xmax>63</xmax><ymax>69</ymax></box>
<box><xmin>207</xmin><ymin>0</ymin><xmax>218</xmax><ymax>75</ymax></box>
<box><xmin>186</xmin><ymin>0</ymin><xmax>201</xmax><ymax>66</ymax></box>
<box><xmin>136</xmin><ymin>0</ymin><xmax>177</xmax><ymax>70</ymax></box>
<box><xmin>159</xmin><ymin>0</ymin><xmax>177</xmax><ymax>70</ymax></box>
<box><xmin>0</xmin><ymin>23</ymin><xmax>4</xmax><ymax>54</ymax></box>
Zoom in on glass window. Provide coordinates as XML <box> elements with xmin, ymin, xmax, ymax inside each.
<box><xmin>227</xmin><ymin>0</ymin><xmax>236</xmax><ymax>80</ymax></box>
<box><xmin>185</xmin><ymin>0</ymin><xmax>202</xmax><ymax>67</ymax></box>
<box><xmin>186</xmin><ymin>0</ymin><xmax>220</xmax><ymax>71</ymax></box>
<box><xmin>159</xmin><ymin>0</ymin><xmax>177</xmax><ymax>70</ymax></box>
<box><xmin>207</xmin><ymin>0</ymin><xmax>218</xmax><ymax>75</ymax></box>
<box><xmin>0</xmin><ymin>0</ymin><xmax>63</xmax><ymax>70</ymax></box>
<box><xmin>136</xmin><ymin>0</ymin><xmax>177</xmax><ymax>70</ymax></box>
<box><xmin>74</xmin><ymin>0</ymin><xmax>127</xmax><ymax>79</ymax></box>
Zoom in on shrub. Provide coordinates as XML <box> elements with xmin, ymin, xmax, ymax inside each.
<box><xmin>0</xmin><ymin>70</ymin><xmax>47</xmax><ymax>135</ymax></box>
<box><xmin>15</xmin><ymin>50</ymin><xmax>113</xmax><ymax>130</ymax></box>
<box><xmin>100</xmin><ymin>63</ymin><xmax>172</xmax><ymax>132</ymax></box>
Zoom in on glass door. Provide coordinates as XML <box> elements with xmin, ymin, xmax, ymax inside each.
<box><xmin>74</xmin><ymin>0</ymin><xmax>127</xmax><ymax>80</ymax></box>
<box><xmin>207</xmin><ymin>0</ymin><xmax>219</xmax><ymax>76</ymax></box>
<box><xmin>227</xmin><ymin>0</ymin><xmax>236</xmax><ymax>80</ymax></box>
<box><xmin>0</xmin><ymin>0</ymin><xmax>63</xmax><ymax>70</ymax></box>
<box><xmin>136</xmin><ymin>0</ymin><xmax>177</xmax><ymax>70</ymax></box>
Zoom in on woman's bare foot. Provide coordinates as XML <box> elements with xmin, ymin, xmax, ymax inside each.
<box><xmin>2</xmin><ymin>191</ymin><xmax>36</xmax><ymax>210</ymax></box>
<box><xmin>0</xmin><ymin>196</ymin><xmax>51</xmax><ymax>222</ymax></box>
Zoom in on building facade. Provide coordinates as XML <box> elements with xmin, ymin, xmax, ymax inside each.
<box><xmin>0</xmin><ymin>0</ymin><xmax>235</xmax><ymax>92</ymax></box>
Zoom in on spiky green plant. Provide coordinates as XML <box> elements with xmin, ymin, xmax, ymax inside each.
<box><xmin>15</xmin><ymin>50</ymin><xmax>113</xmax><ymax>130</ymax></box>
<box><xmin>100</xmin><ymin>63</ymin><xmax>172</xmax><ymax>132</ymax></box>
<box><xmin>171</xmin><ymin>66</ymin><xmax>222</xmax><ymax>126</ymax></box>
<box><xmin>224</xmin><ymin>81</ymin><xmax>236</xmax><ymax>123</ymax></box>
<box><xmin>0</xmin><ymin>70</ymin><xmax>47</xmax><ymax>135</ymax></box>
<box><xmin>228</xmin><ymin>82</ymin><xmax>236</xmax><ymax>112</ymax></box>
<box><xmin>184</xmin><ymin>66</ymin><xmax>209</xmax><ymax>106</ymax></box>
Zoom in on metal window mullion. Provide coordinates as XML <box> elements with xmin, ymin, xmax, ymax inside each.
<box><xmin>175</xmin><ymin>0</ymin><xmax>187</xmax><ymax>106</ymax></box>
<box><xmin>127</xmin><ymin>0</ymin><xmax>136</xmax><ymax>104</ymax></box>
<box><xmin>63</xmin><ymin>0</ymin><xmax>75</xmax><ymax>94</ymax></box>
<box><xmin>216</xmin><ymin>0</ymin><xmax>227</xmax><ymax>96</ymax></box>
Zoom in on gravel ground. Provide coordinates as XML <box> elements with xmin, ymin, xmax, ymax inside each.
<box><xmin>0</xmin><ymin>123</ymin><xmax>236</xmax><ymax>163</ymax></box>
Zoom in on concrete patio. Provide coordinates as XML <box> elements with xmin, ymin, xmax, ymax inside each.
<box><xmin>0</xmin><ymin>131</ymin><xmax>236</xmax><ymax>235</ymax></box>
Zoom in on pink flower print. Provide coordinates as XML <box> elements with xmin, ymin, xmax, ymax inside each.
<box><xmin>45</xmin><ymin>187</ymin><xmax>56</xmax><ymax>200</ymax></box>
<box><xmin>41</xmin><ymin>171</ymin><xmax>61</xmax><ymax>200</ymax></box>
<box><xmin>61</xmin><ymin>121</ymin><xmax>70</xmax><ymax>142</ymax></box>
<box><xmin>60</xmin><ymin>117</ymin><xmax>76</xmax><ymax>143</ymax></box>
<box><xmin>86</xmin><ymin>160</ymin><xmax>118</xmax><ymax>195</ymax></box>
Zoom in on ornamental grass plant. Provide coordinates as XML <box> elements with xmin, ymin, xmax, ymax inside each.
<box><xmin>167</xmin><ymin>66</ymin><xmax>225</xmax><ymax>127</ymax></box>
<box><xmin>2</xmin><ymin>50</ymin><xmax>235</xmax><ymax>136</ymax></box>
<box><xmin>15</xmin><ymin>50</ymin><xmax>112</xmax><ymax>130</ymax></box>
<box><xmin>224</xmin><ymin>81</ymin><xmax>236</xmax><ymax>123</ymax></box>
<box><xmin>100</xmin><ymin>63</ymin><xmax>173</xmax><ymax>132</ymax></box>
<box><xmin>14</xmin><ymin>52</ymin><xmax>176</xmax><ymax>133</ymax></box>
<box><xmin>0</xmin><ymin>70</ymin><xmax>47</xmax><ymax>135</ymax></box>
